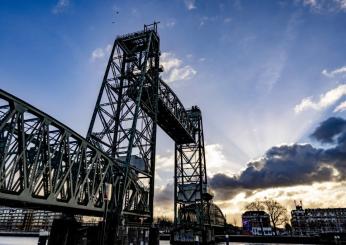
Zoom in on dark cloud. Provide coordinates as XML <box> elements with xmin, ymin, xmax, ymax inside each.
<box><xmin>311</xmin><ymin>117</ymin><xmax>346</xmax><ymax>143</ymax></box>
<box><xmin>154</xmin><ymin>182</ymin><xmax>174</xmax><ymax>205</ymax></box>
<box><xmin>210</xmin><ymin>117</ymin><xmax>346</xmax><ymax>200</ymax></box>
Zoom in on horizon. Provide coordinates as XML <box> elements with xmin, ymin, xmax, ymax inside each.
<box><xmin>2</xmin><ymin>0</ymin><xmax>346</xmax><ymax>225</ymax></box>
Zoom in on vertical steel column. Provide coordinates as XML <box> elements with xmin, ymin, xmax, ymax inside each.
<box><xmin>86</xmin><ymin>23</ymin><xmax>161</xmax><ymax>242</ymax></box>
<box><xmin>174</xmin><ymin>106</ymin><xmax>209</xmax><ymax>241</ymax></box>
<box><xmin>148</xmin><ymin>27</ymin><xmax>160</xmax><ymax>223</ymax></box>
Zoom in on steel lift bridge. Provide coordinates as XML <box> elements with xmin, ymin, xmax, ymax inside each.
<box><xmin>0</xmin><ymin>23</ymin><xmax>225</xmax><ymax>244</ymax></box>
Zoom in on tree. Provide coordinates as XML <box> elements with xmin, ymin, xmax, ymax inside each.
<box><xmin>263</xmin><ymin>199</ymin><xmax>288</xmax><ymax>236</ymax></box>
<box><xmin>155</xmin><ymin>216</ymin><xmax>173</xmax><ymax>233</ymax></box>
<box><xmin>245</xmin><ymin>200</ymin><xmax>265</xmax><ymax>212</ymax></box>
<box><xmin>285</xmin><ymin>223</ymin><xmax>292</xmax><ymax>236</ymax></box>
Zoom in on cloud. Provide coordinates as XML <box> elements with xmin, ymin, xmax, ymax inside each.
<box><xmin>160</xmin><ymin>52</ymin><xmax>197</xmax><ymax>83</ymax></box>
<box><xmin>199</xmin><ymin>16</ymin><xmax>218</xmax><ymax>27</ymax></box>
<box><xmin>154</xmin><ymin>182</ymin><xmax>174</xmax><ymax>218</ymax></box>
<box><xmin>165</xmin><ymin>20</ymin><xmax>176</xmax><ymax>28</ymax></box>
<box><xmin>322</xmin><ymin>66</ymin><xmax>346</xmax><ymax>77</ymax></box>
<box><xmin>256</xmin><ymin>12</ymin><xmax>300</xmax><ymax>92</ymax></box>
<box><xmin>155</xmin><ymin>182</ymin><xmax>174</xmax><ymax>205</ymax></box>
<box><xmin>294</xmin><ymin>84</ymin><xmax>346</xmax><ymax>113</ymax></box>
<box><xmin>217</xmin><ymin>181</ymin><xmax>346</xmax><ymax>225</ymax></box>
<box><xmin>153</xmin><ymin>118</ymin><xmax>346</xmax><ymax>218</ymax></box>
<box><xmin>302</xmin><ymin>0</ymin><xmax>318</xmax><ymax>7</ymax></box>
<box><xmin>334</xmin><ymin>101</ymin><xmax>346</xmax><ymax>113</ymax></box>
<box><xmin>52</xmin><ymin>0</ymin><xmax>70</xmax><ymax>14</ymax></box>
<box><xmin>91</xmin><ymin>48</ymin><xmax>105</xmax><ymax>60</ymax></box>
<box><xmin>210</xmin><ymin>144</ymin><xmax>329</xmax><ymax>200</ymax></box>
<box><xmin>168</xmin><ymin>66</ymin><xmax>196</xmax><ymax>82</ymax></box>
<box><xmin>310</xmin><ymin>117</ymin><xmax>346</xmax><ymax>143</ymax></box>
<box><xmin>299</xmin><ymin>0</ymin><xmax>346</xmax><ymax>12</ymax></box>
<box><xmin>154</xmin><ymin>143</ymin><xmax>240</xmax><ymax>197</ymax></box>
<box><xmin>224</xmin><ymin>17</ymin><xmax>232</xmax><ymax>23</ymax></box>
<box><xmin>184</xmin><ymin>0</ymin><xmax>196</xmax><ymax>10</ymax></box>
<box><xmin>209</xmin><ymin>117</ymin><xmax>346</xmax><ymax>201</ymax></box>
<box><xmin>91</xmin><ymin>44</ymin><xmax>112</xmax><ymax>61</ymax></box>
<box><xmin>205</xmin><ymin>144</ymin><xmax>241</xmax><ymax>176</ymax></box>
<box><xmin>257</xmin><ymin>52</ymin><xmax>286</xmax><ymax>92</ymax></box>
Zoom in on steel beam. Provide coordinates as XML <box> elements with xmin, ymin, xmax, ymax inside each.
<box><xmin>0</xmin><ymin>89</ymin><xmax>122</xmax><ymax>216</ymax></box>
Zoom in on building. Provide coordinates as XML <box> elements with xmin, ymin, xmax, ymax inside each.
<box><xmin>242</xmin><ymin>211</ymin><xmax>273</xmax><ymax>236</ymax></box>
<box><xmin>291</xmin><ymin>202</ymin><xmax>346</xmax><ymax>236</ymax></box>
<box><xmin>0</xmin><ymin>207</ymin><xmax>60</xmax><ymax>232</ymax></box>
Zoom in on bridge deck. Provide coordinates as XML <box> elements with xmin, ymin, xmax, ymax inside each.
<box><xmin>138</xmin><ymin>79</ymin><xmax>195</xmax><ymax>144</ymax></box>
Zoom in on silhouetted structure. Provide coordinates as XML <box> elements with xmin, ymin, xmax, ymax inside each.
<box><xmin>173</xmin><ymin>107</ymin><xmax>226</xmax><ymax>243</ymax></box>
<box><xmin>0</xmin><ymin>23</ymin><xmax>225</xmax><ymax>244</ymax></box>
<box><xmin>291</xmin><ymin>202</ymin><xmax>346</xmax><ymax>236</ymax></box>
<box><xmin>242</xmin><ymin>211</ymin><xmax>273</xmax><ymax>236</ymax></box>
<box><xmin>0</xmin><ymin>207</ymin><xmax>60</xmax><ymax>232</ymax></box>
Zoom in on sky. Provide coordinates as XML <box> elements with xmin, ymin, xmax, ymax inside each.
<box><xmin>2</xmin><ymin>0</ymin><xmax>346</xmax><ymax>224</ymax></box>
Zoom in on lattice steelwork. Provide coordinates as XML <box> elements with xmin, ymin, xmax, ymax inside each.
<box><xmin>174</xmin><ymin>106</ymin><xmax>208</xmax><ymax>229</ymax></box>
<box><xmin>0</xmin><ymin>89</ymin><xmax>122</xmax><ymax>215</ymax></box>
<box><xmin>0</xmin><ymin>23</ymin><xmax>226</xmax><ymax>244</ymax></box>
<box><xmin>87</xmin><ymin>23</ymin><xmax>161</xmax><ymax>227</ymax></box>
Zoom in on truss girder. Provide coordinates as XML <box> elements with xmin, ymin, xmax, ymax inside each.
<box><xmin>156</xmin><ymin>79</ymin><xmax>195</xmax><ymax>144</ymax></box>
<box><xmin>0</xmin><ymin>89</ymin><xmax>123</xmax><ymax>215</ymax></box>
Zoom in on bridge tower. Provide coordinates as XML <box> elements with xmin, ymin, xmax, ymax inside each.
<box><xmin>87</xmin><ymin>23</ymin><xmax>160</xmax><ymax>242</ymax></box>
<box><xmin>174</xmin><ymin>106</ymin><xmax>212</xmax><ymax>243</ymax></box>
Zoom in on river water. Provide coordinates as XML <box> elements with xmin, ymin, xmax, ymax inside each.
<box><xmin>0</xmin><ymin>237</ymin><xmax>306</xmax><ymax>245</ymax></box>
<box><xmin>160</xmin><ymin>243</ymin><xmax>306</xmax><ymax>245</ymax></box>
<box><xmin>0</xmin><ymin>237</ymin><xmax>38</xmax><ymax>245</ymax></box>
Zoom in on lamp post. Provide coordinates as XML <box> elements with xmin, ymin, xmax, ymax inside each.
<box><xmin>100</xmin><ymin>183</ymin><xmax>112</xmax><ymax>245</ymax></box>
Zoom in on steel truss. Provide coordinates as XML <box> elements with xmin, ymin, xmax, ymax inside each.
<box><xmin>0</xmin><ymin>23</ymin><xmax>226</xmax><ymax>244</ymax></box>
<box><xmin>0</xmin><ymin>89</ymin><xmax>122</xmax><ymax>215</ymax></box>
<box><xmin>174</xmin><ymin>106</ymin><xmax>208</xmax><ymax>227</ymax></box>
<box><xmin>87</xmin><ymin>23</ymin><xmax>161</xmax><ymax>229</ymax></box>
<box><xmin>87</xmin><ymin>22</ymin><xmax>200</xmax><ymax>229</ymax></box>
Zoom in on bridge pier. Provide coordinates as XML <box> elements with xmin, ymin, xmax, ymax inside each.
<box><xmin>118</xmin><ymin>226</ymin><xmax>151</xmax><ymax>245</ymax></box>
<box><xmin>149</xmin><ymin>227</ymin><xmax>160</xmax><ymax>245</ymax></box>
<box><xmin>48</xmin><ymin>215</ymin><xmax>105</xmax><ymax>245</ymax></box>
<box><xmin>48</xmin><ymin>215</ymin><xmax>79</xmax><ymax>245</ymax></box>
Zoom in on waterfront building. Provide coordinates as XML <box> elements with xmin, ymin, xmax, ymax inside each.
<box><xmin>291</xmin><ymin>202</ymin><xmax>346</xmax><ymax>236</ymax></box>
<box><xmin>241</xmin><ymin>211</ymin><xmax>273</xmax><ymax>236</ymax></box>
<box><xmin>0</xmin><ymin>207</ymin><xmax>60</xmax><ymax>232</ymax></box>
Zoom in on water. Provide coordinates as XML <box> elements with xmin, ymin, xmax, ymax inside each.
<box><xmin>0</xmin><ymin>237</ymin><xmax>38</xmax><ymax>245</ymax></box>
<box><xmin>214</xmin><ymin>244</ymin><xmax>306</xmax><ymax>245</ymax></box>
<box><xmin>0</xmin><ymin>237</ymin><xmax>305</xmax><ymax>245</ymax></box>
<box><xmin>159</xmin><ymin>242</ymin><xmax>304</xmax><ymax>245</ymax></box>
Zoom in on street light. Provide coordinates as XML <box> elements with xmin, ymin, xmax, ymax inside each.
<box><xmin>100</xmin><ymin>183</ymin><xmax>112</xmax><ymax>245</ymax></box>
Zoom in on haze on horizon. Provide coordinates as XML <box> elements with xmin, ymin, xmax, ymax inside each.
<box><xmin>1</xmin><ymin>0</ymin><xmax>346</xmax><ymax>224</ymax></box>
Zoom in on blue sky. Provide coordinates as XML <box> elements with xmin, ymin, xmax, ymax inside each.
<box><xmin>2</xmin><ymin>0</ymin><xmax>346</xmax><ymax>220</ymax></box>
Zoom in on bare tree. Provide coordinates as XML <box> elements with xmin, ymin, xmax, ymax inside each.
<box><xmin>155</xmin><ymin>216</ymin><xmax>173</xmax><ymax>233</ymax></box>
<box><xmin>263</xmin><ymin>199</ymin><xmax>288</xmax><ymax>236</ymax></box>
<box><xmin>245</xmin><ymin>200</ymin><xmax>265</xmax><ymax>212</ymax></box>
<box><xmin>285</xmin><ymin>223</ymin><xmax>293</xmax><ymax>236</ymax></box>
